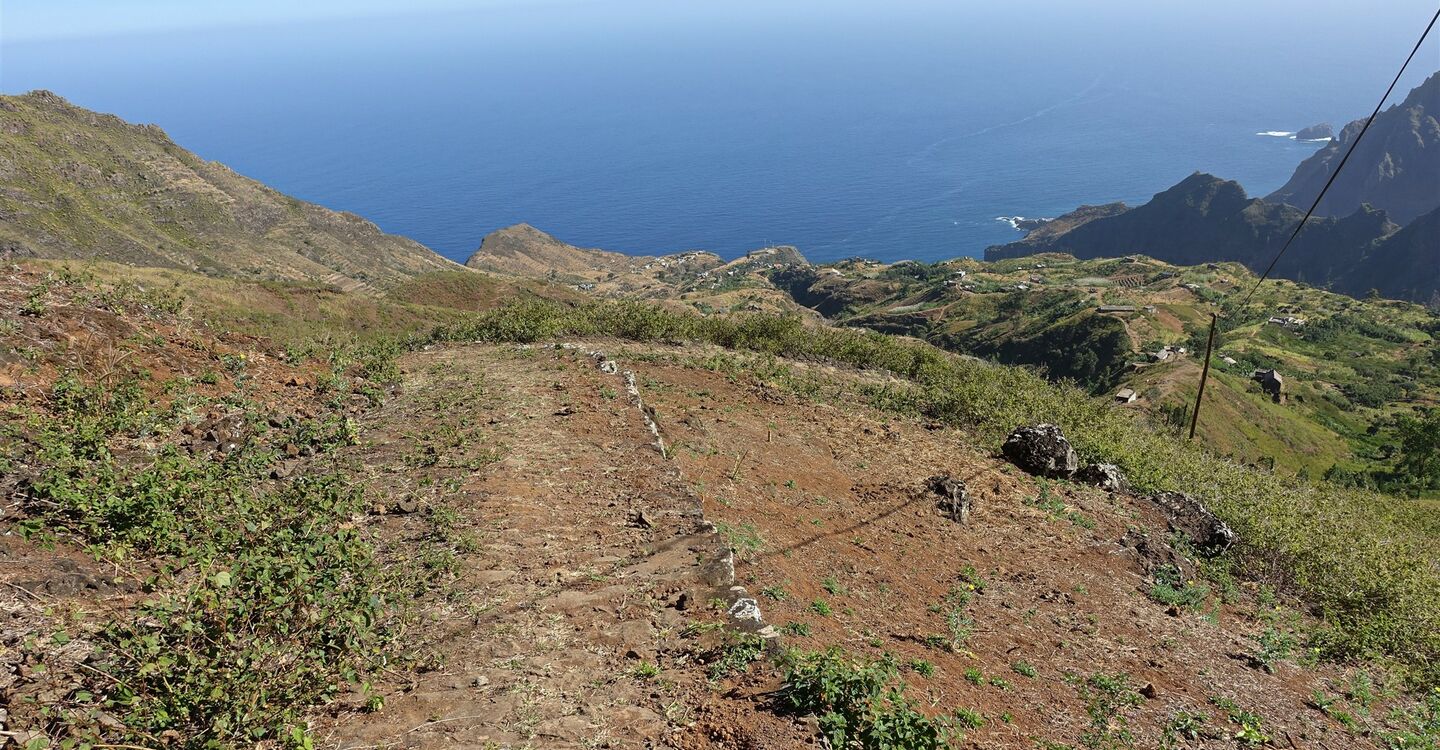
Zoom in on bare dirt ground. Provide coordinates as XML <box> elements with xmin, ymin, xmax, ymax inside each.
<box><xmin>0</xmin><ymin>272</ymin><xmax>1407</xmax><ymax>749</ymax></box>
<box><xmin>322</xmin><ymin>344</ymin><xmax>734</xmax><ymax>749</ymax></box>
<box><xmin>618</xmin><ymin>344</ymin><xmax>1386</xmax><ymax>750</ymax></box>
<box><xmin>321</xmin><ymin>340</ymin><xmax>1387</xmax><ymax>749</ymax></box>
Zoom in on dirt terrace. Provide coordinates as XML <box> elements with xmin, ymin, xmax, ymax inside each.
<box><xmin>0</xmin><ymin>306</ymin><xmax>1395</xmax><ymax>748</ymax></box>
<box><xmin>325</xmin><ymin>340</ymin><xmax>1377</xmax><ymax>749</ymax></box>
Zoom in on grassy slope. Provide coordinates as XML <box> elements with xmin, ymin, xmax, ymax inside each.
<box><xmin>0</xmin><ymin>92</ymin><xmax>456</xmax><ymax>291</ymax></box>
<box><xmin>756</xmin><ymin>254</ymin><xmax>1439</xmax><ymax>480</ymax></box>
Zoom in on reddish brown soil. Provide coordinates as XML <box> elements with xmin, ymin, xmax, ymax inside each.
<box><xmin>0</xmin><ymin>265</ymin><xmax>1412</xmax><ymax>749</ymax></box>
<box><xmin>623</xmin><ymin>344</ymin><xmax>1387</xmax><ymax>750</ymax></box>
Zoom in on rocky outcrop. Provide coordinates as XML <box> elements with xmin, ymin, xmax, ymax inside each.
<box><xmin>1001</xmin><ymin>424</ymin><xmax>1079</xmax><ymax>479</ymax></box>
<box><xmin>1294</xmin><ymin>123</ymin><xmax>1333</xmax><ymax>141</ymax></box>
<box><xmin>1076</xmin><ymin>463</ymin><xmax>1128</xmax><ymax>492</ymax></box>
<box><xmin>1269</xmin><ymin>72</ymin><xmax>1439</xmax><ymax>225</ymax></box>
<box><xmin>1335</xmin><ymin>204</ymin><xmax>1440</xmax><ymax>301</ymax></box>
<box><xmin>466</xmin><ymin>224</ymin><xmax>650</xmax><ymax>277</ymax></box>
<box><xmin>985</xmin><ymin>203</ymin><xmax>1128</xmax><ymax>261</ymax></box>
<box><xmin>1146</xmin><ymin>491</ymin><xmax>1237</xmax><ymax>556</ymax></box>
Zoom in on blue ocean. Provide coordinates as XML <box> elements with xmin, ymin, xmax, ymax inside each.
<box><xmin>3</xmin><ymin>0</ymin><xmax>1435</xmax><ymax>264</ymax></box>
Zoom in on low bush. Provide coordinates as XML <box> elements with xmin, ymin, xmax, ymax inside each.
<box><xmin>778</xmin><ymin>648</ymin><xmax>954</xmax><ymax>749</ymax></box>
<box><xmin>11</xmin><ymin>374</ymin><xmax>421</xmax><ymax>745</ymax></box>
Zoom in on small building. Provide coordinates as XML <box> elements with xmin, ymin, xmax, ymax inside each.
<box><xmin>1114</xmin><ymin>388</ymin><xmax>1138</xmax><ymax>404</ymax></box>
<box><xmin>1143</xmin><ymin>305</ymin><xmax>1158</xmax><ymax>313</ymax></box>
<box><xmin>1150</xmin><ymin>349</ymin><xmax>1173</xmax><ymax>362</ymax></box>
<box><xmin>1252</xmin><ymin>369</ymin><xmax>1285</xmax><ymax>404</ymax></box>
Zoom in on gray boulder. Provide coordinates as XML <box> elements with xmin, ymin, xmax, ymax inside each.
<box><xmin>1147</xmin><ymin>491</ymin><xmax>1237</xmax><ymax>555</ymax></box>
<box><xmin>1076</xmin><ymin>463</ymin><xmax>1128</xmax><ymax>492</ymax></box>
<box><xmin>1001</xmin><ymin>424</ymin><xmax>1079</xmax><ymax>478</ymax></box>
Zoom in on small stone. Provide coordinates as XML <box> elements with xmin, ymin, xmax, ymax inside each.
<box><xmin>928</xmin><ymin>475</ymin><xmax>971</xmax><ymax>524</ymax></box>
<box><xmin>1140</xmin><ymin>682</ymin><xmax>1158</xmax><ymax>699</ymax></box>
<box><xmin>727</xmin><ymin>597</ymin><xmax>763</xmax><ymax>622</ymax></box>
<box><xmin>628</xmin><ymin>509</ymin><xmax>654</xmax><ymax>528</ymax></box>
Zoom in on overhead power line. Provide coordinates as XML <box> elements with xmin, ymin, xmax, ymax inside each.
<box><xmin>1189</xmin><ymin>6</ymin><xmax>1439</xmax><ymax>441</ymax></box>
<box><xmin>1240</xmin><ymin>6</ymin><xmax>1439</xmax><ymax>307</ymax></box>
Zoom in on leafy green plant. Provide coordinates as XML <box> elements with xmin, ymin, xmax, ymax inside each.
<box><xmin>714</xmin><ymin>520</ymin><xmax>765</xmax><ymax>559</ymax></box>
<box><xmin>1254</xmin><ymin>627</ymin><xmax>1299</xmax><ymax>673</ymax></box>
<box><xmin>953</xmin><ymin>707</ymin><xmax>985</xmax><ymax>729</ymax></box>
<box><xmin>8</xmin><ymin>374</ymin><xmax>422</xmax><ymax>745</ymax></box>
<box><xmin>778</xmin><ymin>647</ymin><xmax>954</xmax><ymax>749</ymax></box>
<box><xmin>781</xmin><ymin>621</ymin><xmax>812</xmax><ymax>637</ymax></box>
<box><xmin>1211</xmin><ymin>695</ymin><xmax>1269</xmax><ymax>746</ymax></box>
<box><xmin>760</xmin><ymin>584</ymin><xmax>790</xmax><ymax>601</ymax></box>
<box><xmin>1148</xmin><ymin>565</ymin><xmax>1210</xmax><ymax>610</ymax></box>
<box><xmin>708</xmin><ymin>632</ymin><xmax>767</xmax><ymax>680</ymax></box>
<box><xmin>1072</xmin><ymin>672</ymin><xmax>1143</xmax><ymax>749</ymax></box>
<box><xmin>1161</xmin><ymin>711</ymin><xmax>1206</xmax><ymax>749</ymax></box>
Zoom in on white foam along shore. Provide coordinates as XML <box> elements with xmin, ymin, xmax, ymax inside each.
<box><xmin>1257</xmin><ymin>130</ymin><xmax>1334</xmax><ymax>142</ymax></box>
<box><xmin>996</xmin><ymin>216</ymin><xmax>1053</xmax><ymax>232</ymax></box>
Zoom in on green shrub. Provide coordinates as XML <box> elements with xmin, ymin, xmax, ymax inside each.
<box><xmin>1148</xmin><ymin>565</ymin><xmax>1210</xmax><ymax>610</ymax></box>
<box><xmin>12</xmin><ymin>375</ymin><xmax>421</xmax><ymax>745</ymax></box>
<box><xmin>778</xmin><ymin>647</ymin><xmax>954</xmax><ymax>749</ymax></box>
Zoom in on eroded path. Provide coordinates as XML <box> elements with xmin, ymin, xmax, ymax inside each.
<box><xmin>325</xmin><ymin>344</ymin><xmax>723</xmax><ymax>749</ymax></box>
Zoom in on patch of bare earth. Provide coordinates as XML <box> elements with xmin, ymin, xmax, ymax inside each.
<box><xmin>322</xmin><ymin>344</ymin><xmax>731</xmax><ymax>748</ymax></box>
<box><xmin>619</xmin><ymin>345</ymin><xmax>1382</xmax><ymax>750</ymax></box>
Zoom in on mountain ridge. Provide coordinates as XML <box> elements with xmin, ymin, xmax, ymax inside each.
<box><xmin>0</xmin><ymin>90</ymin><xmax>458</xmax><ymax>292</ymax></box>
<box><xmin>1268</xmin><ymin>71</ymin><xmax>1440</xmax><ymax>224</ymax></box>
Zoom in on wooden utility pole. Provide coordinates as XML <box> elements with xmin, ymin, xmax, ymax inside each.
<box><xmin>1188</xmin><ymin>312</ymin><xmax>1219</xmax><ymax>441</ymax></box>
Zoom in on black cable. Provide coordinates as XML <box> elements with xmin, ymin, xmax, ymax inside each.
<box><xmin>1240</xmin><ymin>6</ymin><xmax>1439</xmax><ymax>307</ymax></box>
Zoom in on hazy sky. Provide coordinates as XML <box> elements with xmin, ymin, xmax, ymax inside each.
<box><xmin>8</xmin><ymin>0</ymin><xmax>1439</xmax><ymax>44</ymax></box>
<box><xmin>0</xmin><ymin>0</ymin><xmax>579</xmax><ymax>41</ymax></box>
